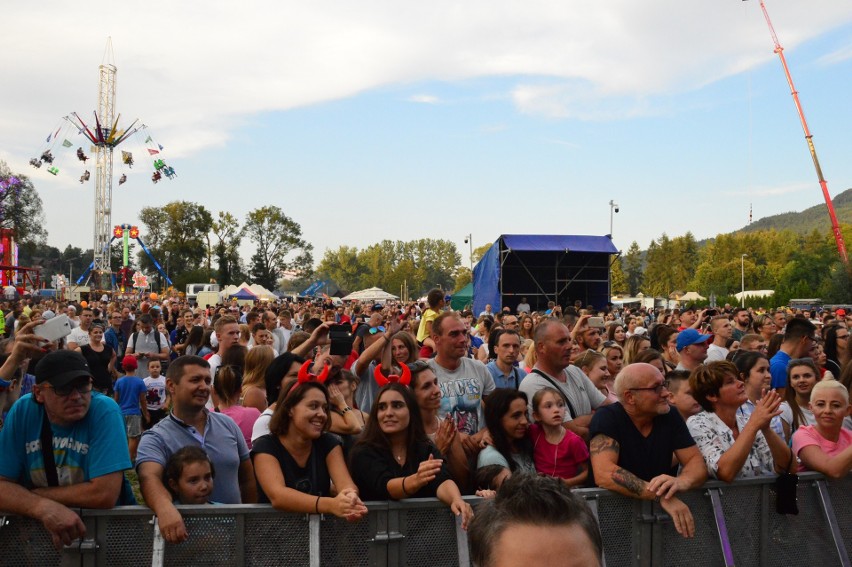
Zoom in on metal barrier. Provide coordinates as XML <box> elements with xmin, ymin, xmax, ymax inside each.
<box><xmin>1</xmin><ymin>473</ymin><xmax>850</xmax><ymax>567</ymax></box>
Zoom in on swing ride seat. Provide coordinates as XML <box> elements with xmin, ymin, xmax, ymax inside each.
<box><xmin>47</xmin><ymin>167</ymin><xmax>59</xmax><ymax>175</ymax></box>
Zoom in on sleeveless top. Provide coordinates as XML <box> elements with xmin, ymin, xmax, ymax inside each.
<box><xmin>81</xmin><ymin>343</ymin><xmax>115</xmax><ymax>392</ymax></box>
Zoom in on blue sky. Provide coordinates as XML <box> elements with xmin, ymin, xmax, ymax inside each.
<box><xmin>2</xmin><ymin>1</ymin><xmax>852</xmax><ymax>272</ymax></box>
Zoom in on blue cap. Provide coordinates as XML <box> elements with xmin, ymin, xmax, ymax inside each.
<box><xmin>676</xmin><ymin>328</ymin><xmax>712</xmax><ymax>352</ymax></box>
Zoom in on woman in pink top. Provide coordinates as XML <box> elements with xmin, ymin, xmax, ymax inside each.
<box><xmin>215</xmin><ymin>365</ymin><xmax>261</xmax><ymax>449</ymax></box>
<box><xmin>792</xmin><ymin>380</ymin><xmax>852</xmax><ymax>477</ymax></box>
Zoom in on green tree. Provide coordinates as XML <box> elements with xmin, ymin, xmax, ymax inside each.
<box><xmin>244</xmin><ymin>206</ymin><xmax>313</xmax><ymax>291</ymax></box>
<box><xmin>0</xmin><ymin>161</ymin><xmax>47</xmax><ymax>245</ymax></box>
<box><xmin>137</xmin><ymin>201</ymin><xmax>213</xmax><ymax>280</ymax></box>
<box><xmin>317</xmin><ymin>246</ymin><xmax>366</xmax><ymax>292</ymax></box>
<box><xmin>211</xmin><ymin>212</ymin><xmax>243</xmax><ymax>286</ymax></box>
<box><xmin>623</xmin><ymin>241</ymin><xmax>643</xmax><ymax>295</ymax></box>
<box><xmin>610</xmin><ymin>255</ymin><xmax>629</xmax><ymax>295</ymax></box>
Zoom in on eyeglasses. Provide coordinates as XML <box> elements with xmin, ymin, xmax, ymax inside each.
<box><xmin>369</xmin><ymin>326</ymin><xmax>386</xmax><ymax>335</ymax></box>
<box><xmin>629</xmin><ymin>382</ymin><xmax>669</xmax><ymax>395</ymax></box>
<box><xmin>837</xmin><ymin>334</ymin><xmax>850</xmax><ymax>340</ymax></box>
<box><xmin>43</xmin><ymin>381</ymin><xmax>93</xmax><ymax>397</ymax></box>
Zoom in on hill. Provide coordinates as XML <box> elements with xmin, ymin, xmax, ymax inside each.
<box><xmin>737</xmin><ymin>187</ymin><xmax>852</xmax><ymax>235</ymax></box>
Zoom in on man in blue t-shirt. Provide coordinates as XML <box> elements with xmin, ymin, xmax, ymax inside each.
<box><xmin>769</xmin><ymin>318</ymin><xmax>817</xmax><ymax>396</ymax></box>
<box><xmin>0</xmin><ymin>347</ymin><xmax>131</xmax><ymax>549</ymax></box>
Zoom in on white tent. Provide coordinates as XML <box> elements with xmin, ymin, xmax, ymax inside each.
<box><xmin>734</xmin><ymin>290</ymin><xmax>775</xmax><ymax>301</ymax></box>
<box><xmin>677</xmin><ymin>291</ymin><xmax>707</xmax><ymax>302</ymax></box>
<box><xmin>222</xmin><ymin>282</ymin><xmax>278</xmax><ymax>301</ymax></box>
<box><xmin>342</xmin><ymin>287</ymin><xmax>399</xmax><ymax>303</ymax></box>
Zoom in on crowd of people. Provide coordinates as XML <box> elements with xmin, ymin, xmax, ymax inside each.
<box><xmin>1</xmin><ymin>290</ymin><xmax>851</xmax><ymax>565</ymax></box>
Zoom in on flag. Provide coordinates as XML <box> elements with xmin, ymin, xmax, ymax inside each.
<box><xmin>147</xmin><ymin>148</ymin><xmax>159</xmax><ymax>155</ymax></box>
<box><xmin>46</xmin><ymin>132</ymin><xmax>52</xmax><ymax>143</ymax></box>
<box><xmin>144</xmin><ymin>135</ymin><xmax>152</xmax><ymax>143</ymax></box>
<box><xmin>158</xmin><ymin>144</ymin><xmax>163</xmax><ymax>150</ymax></box>
<box><xmin>54</xmin><ymin>126</ymin><xmax>61</xmax><ymax>140</ymax></box>
<box><xmin>62</xmin><ymin>139</ymin><xmax>72</xmax><ymax>147</ymax></box>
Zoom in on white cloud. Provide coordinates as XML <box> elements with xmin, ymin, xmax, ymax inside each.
<box><xmin>817</xmin><ymin>44</ymin><xmax>852</xmax><ymax>66</ymax></box>
<box><xmin>407</xmin><ymin>95</ymin><xmax>440</xmax><ymax>104</ymax></box>
<box><xmin>2</xmin><ymin>1</ymin><xmax>851</xmax><ymax>162</ymax></box>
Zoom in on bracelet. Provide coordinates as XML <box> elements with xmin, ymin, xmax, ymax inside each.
<box><xmin>341</xmin><ymin>406</ymin><xmax>352</xmax><ymax>414</ymax></box>
<box><xmin>402</xmin><ymin>476</ymin><xmax>410</xmax><ymax>496</ymax></box>
<box><xmin>315</xmin><ymin>495</ymin><xmax>321</xmax><ymax>514</ymax></box>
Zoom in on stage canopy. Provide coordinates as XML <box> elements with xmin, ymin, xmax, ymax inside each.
<box><xmin>472</xmin><ymin>234</ymin><xmax>618</xmax><ymax>315</ymax></box>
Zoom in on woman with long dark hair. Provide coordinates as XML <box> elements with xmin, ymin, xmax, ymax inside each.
<box><xmin>349</xmin><ymin>383</ymin><xmax>473</xmax><ymax>527</ymax></box>
<box><xmin>252</xmin><ymin>382</ymin><xmax>367</xmax><ymax>519</ymax></box>
<box><xmin>822</xmin><ymin>324</ymin><xmax>849</xmax><ymax>377</ymax></box>
<box><xmin>476</xmin><ymin>389</ymin><xmax>535</xmax><ymax>475</ymax></box>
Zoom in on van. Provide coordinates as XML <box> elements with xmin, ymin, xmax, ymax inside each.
<box><xmin>195</xmin><ymin>290</ymin><xmax>222</xmax><ymax>309</ymax></box>
<box><xmin>186</xmin><ymin>283</ymin><xmax>220</xmax><ymax>303</ymax></box>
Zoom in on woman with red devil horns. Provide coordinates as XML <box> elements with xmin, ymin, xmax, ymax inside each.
<box><xmin>349</xmin><ymin>382</ymin><xmax>474</xmax><ymax>529</ymax></box>
<box><xmin>298</xmin><ymin>353</ymin><xmax>366</xmax><ymax>438</ymax></box>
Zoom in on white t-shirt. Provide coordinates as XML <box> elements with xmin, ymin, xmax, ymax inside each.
<box><xmin>705</xmin><ymin>344</ymin><xmax>729</xmax><ymax>362</ymax></box>
<box><xmin>426</xmin><ymin>357</ymin><xmax>496</xmax><ymax>436</ymax></box>
<box><xmin>144</xmin><ymin>375</ymin><xmax>167</xmax><ymax>411</ymax></box>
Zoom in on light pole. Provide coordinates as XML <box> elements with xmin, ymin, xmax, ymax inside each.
<box><xmin>464</xmin><ymin>234</ymin><xmax>473</xmax><ymax>272</ymax></box>
<box><xmin>609</xmin><ymin>200</ymin><xmax>619</xmax><ymax>237</ymax></box>
<box><xmin>740</xmin><ymin>254</ymin><xmax>748</xmax><ymax>307</ymax></box>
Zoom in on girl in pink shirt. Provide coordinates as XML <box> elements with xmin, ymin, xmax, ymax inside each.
<box><xmin>791</xmin><ymin>380</ymin><xmax>852</xmax><ymax>477</ymax></box>
<box><xmin>529</xmin><ymin>387</ymin><xmax>589</xmax><ymax>486</ymax></box>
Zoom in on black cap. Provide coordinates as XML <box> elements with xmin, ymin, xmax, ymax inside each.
<box><xmin>35</xmin><ymin>350</ymin><xmax>92</xmax><ymax>387</ymax></box>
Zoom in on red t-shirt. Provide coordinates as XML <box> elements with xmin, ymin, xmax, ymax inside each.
<box><xmin>529</xmin><ymin>423</ymin><xmax>589</xmax><ymax>479</ymax></box>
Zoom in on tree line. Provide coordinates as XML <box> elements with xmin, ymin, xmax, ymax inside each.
<box><xmin>610</xmin><ymin>225</ymin><xmax>852</xmax><ymax>306</ymax></box>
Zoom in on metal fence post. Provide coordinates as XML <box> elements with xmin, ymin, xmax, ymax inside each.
<box><xmin>707</xmin><ymin>488</ymin><xmax>735</xmax><ymax>567</ymax></box>
<box><xmin>814</xmin><ymin>480</ymin><xmax>851</xmax><ymax>567</ymax></box>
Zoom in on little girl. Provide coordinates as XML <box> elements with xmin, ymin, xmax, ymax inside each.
<box><xmin>165</xmin><ymin>446</ymin><xmax>216</xmax><ymax>505</ymax></box>
<box><xmin>530</xmin><ymin>388</ymin><xmax>589</xmax><ymax>487</ymax></box>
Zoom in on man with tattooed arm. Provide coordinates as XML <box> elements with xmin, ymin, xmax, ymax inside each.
<box><xmin>588</xmin><ymin>363</ymin><xmax>707</xmax><ymax>538</ymax></box>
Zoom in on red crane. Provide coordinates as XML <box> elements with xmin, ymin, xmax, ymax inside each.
<box><xmin>758</xmin><ymin>0</ymin><xmax>849</xmax><ymax>267</ymax></box>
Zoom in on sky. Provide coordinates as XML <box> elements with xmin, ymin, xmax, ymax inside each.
<box><xmin>3</xmin><ymin>1</ymin><xmax>852</xmax><ymax>274</ymax></box>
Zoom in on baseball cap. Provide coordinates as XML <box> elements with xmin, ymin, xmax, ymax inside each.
<box><xmin>676</xmin><ymin>328</ymin><xmax>712</xmax><ymax>352</ymax></box>
<box><xmin>35</xmin><ymin>350</ymin><xmax>92</xmax><ymax>387</ymax></box>
<box><xmin>680</xmin><ymin>304</ymin><xmax>696</xmax><ymax>313</ymax></box>
<box><xmin>42</xmin><ymin>310</ymin><xmax>55</xmax><ymax>320</ymax></box>
<box><xmin>122</xmin><ymin>355</ymin><xmax>139</xmax><ymax>371</ymax></box>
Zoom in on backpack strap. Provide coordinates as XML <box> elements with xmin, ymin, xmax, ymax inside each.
<box><xmin>530</xmin><ymin>369</ymin><xmax>578</xmax><ymax>420</ymax></box>
<box><xmin>40</xmin><ymin>409</ymin><xmax>59</xmax><ymax>487</ymax></box>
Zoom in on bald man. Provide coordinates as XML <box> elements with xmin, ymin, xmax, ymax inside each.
<box><xmin>588</xmin><ymin>363</ymin><xmax>707</xmax><ymax>539</ymax></box>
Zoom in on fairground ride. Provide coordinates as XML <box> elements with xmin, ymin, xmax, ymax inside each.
<box><xmin>30</xmin><ymin>38</ymin><xmax>176</xmax><ymax>290</ymax></box>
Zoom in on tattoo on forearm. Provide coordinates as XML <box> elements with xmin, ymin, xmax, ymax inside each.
<box><xmin>589</xmin><ymin>435</ymin><xmax>620</xmax><ymax>456</ymax></box>
<box><xmin>612</xmin><ymin>467</ymin><xmax>648</xmax><ymax>497</ymax></box>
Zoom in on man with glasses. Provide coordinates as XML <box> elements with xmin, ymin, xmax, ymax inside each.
<box><xmin>0</xmin><ymin>347</ymin><xmax>131</xmax><ymax>549</ymax></box>
<box><xmin>769</xmin><ymin>318</ymin><xmax>817</xmax><ymax>395</ymax></box>
<box><xmin>739</xmin><ymin>334</ymin><xmax>768</xmax><ymax>353</ymax></box>
<box><xmin>589</xmin><ymin>363</ymin><xmax>706</xmax><ymax>539</ymax></box>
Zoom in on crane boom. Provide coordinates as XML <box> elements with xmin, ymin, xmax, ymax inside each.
<box><xmin>758</xmin><ymin>0</ymin><xmax>849</xmax><ymax>266</ymax></box>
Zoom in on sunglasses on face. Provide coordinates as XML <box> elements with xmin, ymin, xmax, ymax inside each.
<box><xmin>43</xmin><ymin>380</ymin><xmax>93</xmax><ymax>397</ymax></box>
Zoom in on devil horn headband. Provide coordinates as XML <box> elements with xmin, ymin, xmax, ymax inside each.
<box><xmin>374</xmin><ymin>363</ymin><xmax>412</xmax><ymax>387</ymax></box>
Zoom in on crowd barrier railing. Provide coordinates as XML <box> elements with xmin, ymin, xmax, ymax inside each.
<box><xmin>1</xmin><ymin>472</ymin><xmax>849</xmax><ymax>567</ymax></box>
